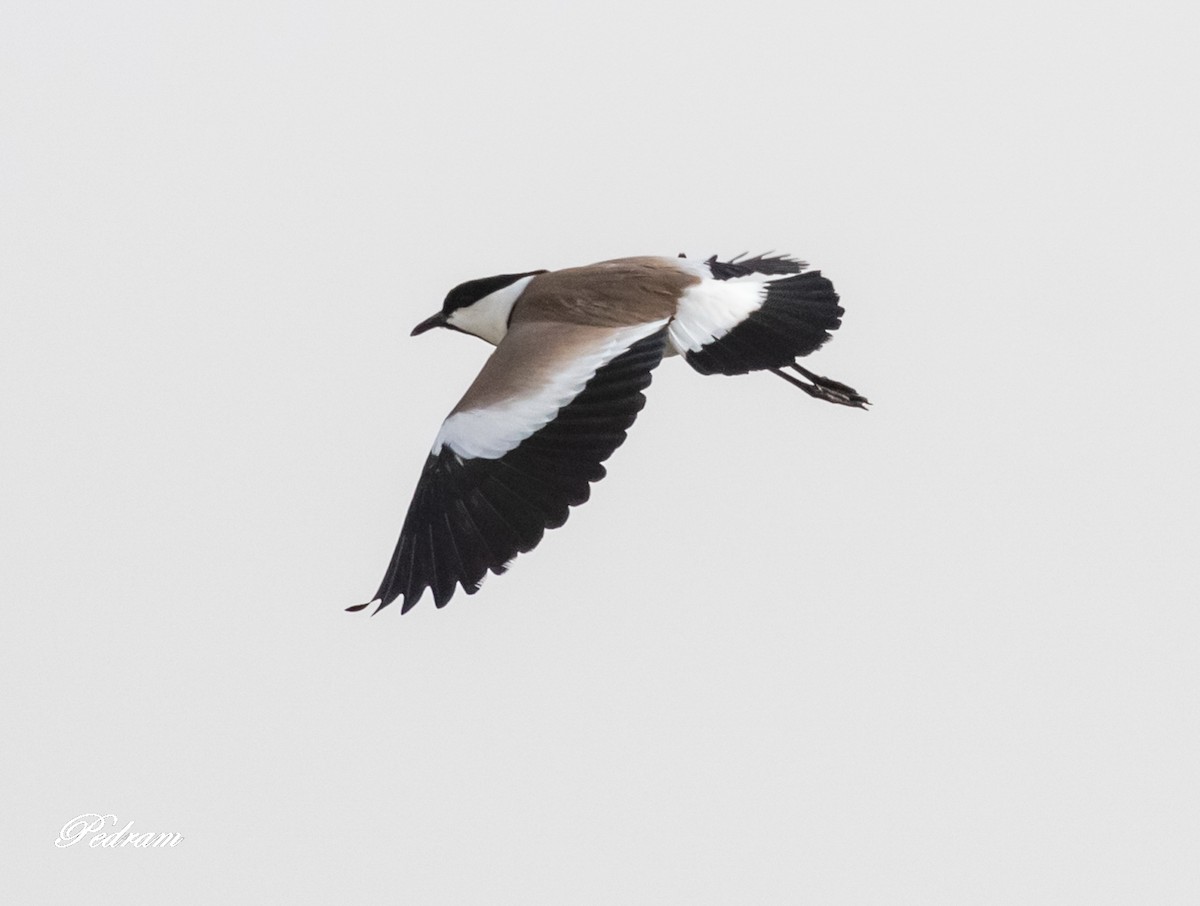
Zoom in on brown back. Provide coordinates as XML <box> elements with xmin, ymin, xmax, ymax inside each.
<box><xmin>512</xmin><ymin>257</ymin><xmax>697</xmax><ymax>328</ymax></box>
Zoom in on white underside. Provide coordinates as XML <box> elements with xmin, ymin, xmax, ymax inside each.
<box><xmin>666</xmin><ymin>269</ymin><xmax>771</xmax><ymax>355</ymax></box>
<box><xmin>433</xmin><ymin>319</ymin><xmax>668</xmax><ymax>460</ymax></box>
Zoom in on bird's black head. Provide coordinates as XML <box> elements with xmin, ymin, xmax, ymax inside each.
<box><xmin>441</xmin><ymin>271</ymin><xmax>547</xmax><ymax>317</ymax></box>
<box><xmin>412</xmin><ymin>269</ymin><xmax>547</xmax><ymax>340</ymax></box>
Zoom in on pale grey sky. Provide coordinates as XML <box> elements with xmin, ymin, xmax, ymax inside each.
<box><xmin>4</xmin><ymin>1</ymin><xmax>1198</xmax><ymax>902</ymax></box>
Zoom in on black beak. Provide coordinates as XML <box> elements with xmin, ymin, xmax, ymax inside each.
<box><xmin>411</xmin><ymin>312</ymin><xmax>447</xmax><ymax>336</ymax></box>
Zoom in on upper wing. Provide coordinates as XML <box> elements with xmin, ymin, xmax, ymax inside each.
<box><xmin>668</xmin><ymin>253</ymin><xmax>843</xmax><ymax>374</ymax></box>
<box><xmin>352</xmin><ymin>319</ymin><xmax>669</xmax><ymax>615</ymax></box>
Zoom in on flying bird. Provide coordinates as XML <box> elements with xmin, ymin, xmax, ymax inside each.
<box><xmin>349</xmin><ymin>253</ymin><xmax>867</xmax><ymax>616</ymax></box>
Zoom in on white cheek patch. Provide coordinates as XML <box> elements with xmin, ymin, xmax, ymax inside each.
<box><xmin>667</xmin><ymin>275</ymin><xmax>769</xmax><ymax>354</ymax></box>
<box><xmin>432</xmin><ymin>320</ymin><xmax>667</xmax><ymax>460</ymax></box>
<box><xmin>446</xmin><ymin>275</ymin><xmax>536</xmax><ymax>346</ymax></box>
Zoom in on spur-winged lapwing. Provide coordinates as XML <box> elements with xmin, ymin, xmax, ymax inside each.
<box><xmin>348</xmin><ymin>253</ymin><xmax>868</xmax><ymax>616</ymax></box>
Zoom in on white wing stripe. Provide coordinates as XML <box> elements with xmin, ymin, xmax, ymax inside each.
<box><xmin>667</xmin><ymin>274</ymin><xmax>770</xmax><ymax>354</ymax></box>
<box><xmin>433</xmin><ymin>320</ymin><xmax>667</xmax><ymax>460</ymax></box>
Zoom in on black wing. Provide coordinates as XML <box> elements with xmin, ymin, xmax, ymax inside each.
<box><xmin>684</xmin><ymin>269</ymin><xmax>843</xmax><ymax>375</ymax></box>
<box><xmin>351</xmin><ymin>327</ymin><xmax>668</xmax><ymax>615</ymax></box>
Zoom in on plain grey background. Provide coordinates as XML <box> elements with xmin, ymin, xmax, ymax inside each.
<box><xmin>4</xmin><ymin>0</ymin><xmax>1197</xmax><ymax>902</ymax></box>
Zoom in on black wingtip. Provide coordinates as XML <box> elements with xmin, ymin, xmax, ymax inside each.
<box><xmin>704</xmin><ymin>251</ymin><xmax>808</xmax><ymax>281</ymax></box>
<box><xmin>345</xmin><ymin>599</ymin><xmax>378</xmax><ymax>613</ymax></box>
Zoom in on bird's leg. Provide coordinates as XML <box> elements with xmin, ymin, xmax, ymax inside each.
<box><xmin>788</xmin><ymin>363</ymin><xmax>864</xmax><ymax>399</ymax></box>
<box><xmin>770</xmin><ymin>364</ymin><xmax>870</xmax><ymax>408</ymax></box>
